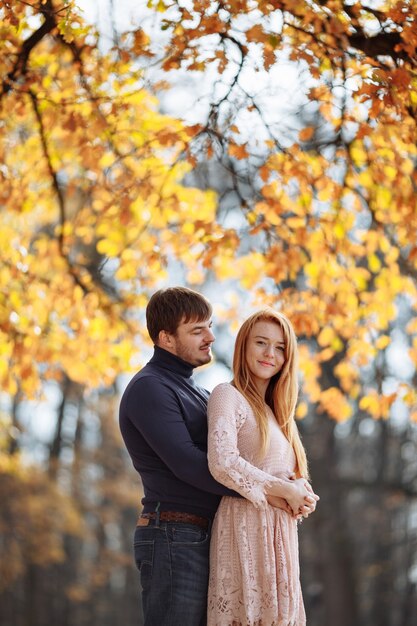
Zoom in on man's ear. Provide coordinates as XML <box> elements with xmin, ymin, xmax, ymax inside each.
<box><xmin>158</xmin><ymin>330</ymin><xmax>173</xmax><ymax>349</ymax></box>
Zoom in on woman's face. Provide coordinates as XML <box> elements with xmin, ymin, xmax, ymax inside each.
<box><xmin>245</xmin><ymin>320</ymin><xmax>285</xmax><ymax>393</ymax></box>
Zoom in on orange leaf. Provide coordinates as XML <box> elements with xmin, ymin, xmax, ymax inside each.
<box><xmin>228</xmin><ymin>142</ymin><xmax>249</xmax><ymax>160</ymax></box>
<box><xmin>245</xmin><ymin>25</ymin><xmax>266</xmax><ymax>42</ymax></box>
<box><xmin>299</xmin><ymin>127</ymin><xmax>315</xmax><ymax>142</ymax></box>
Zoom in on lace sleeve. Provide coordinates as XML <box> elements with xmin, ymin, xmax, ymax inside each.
<box><xmin>207</xmin><ymin>383</ymin><xmax>277</xmax><ymax>509</ymax></box>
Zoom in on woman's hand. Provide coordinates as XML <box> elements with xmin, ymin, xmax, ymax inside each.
<box><xmin>285</xmin><ymin>478</ymin><xmax>317</xmax><ymax>516</ymax></box>
<box><xmin>267</xmin><ymin>491</ymin><xmax>318</xmax><ymax>520</ymax></box>
<box><xmin>288</xmin><ymin>474</ymin><xmax>319</xmax><ymax>518</ymax></box>
<box><xmin>268</xmin><ymin>476</ymin><xmax>319</xmax><ymax>517</ymax></box>
<box><xmin>266</xmin><ymin>473</ymin><xmax>319</xmax><ymax>518</ymax></box>
<box><xmin>289</xmin><ymin>478</ymin><xmax>319</xmax><ymax>517</ymax></box>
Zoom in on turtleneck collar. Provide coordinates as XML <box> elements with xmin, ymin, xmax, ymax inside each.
<box><xmin>149</xmin><ymin>345</ymin><xmax>194</xmax><ymax>378</ymax></box>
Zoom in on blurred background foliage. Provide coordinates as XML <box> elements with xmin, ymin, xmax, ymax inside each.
<box><xmin>1</xmin><ymin>0</ymin><xmax>417</xmax><ymax>624</ymax></box>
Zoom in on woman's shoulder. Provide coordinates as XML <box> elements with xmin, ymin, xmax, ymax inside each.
<box><xmin>210</xmin><ymin>382</ymin><xmax>239</xmax><ymax>400</ymax></box>
<box><xmin>208</xmin><ymin>383</ymin><xmax>249</xmax><ymax>428</ymax></box>
<box><xmin>209</xmin><ymin>383</ymin><xmax>251</xmax><ymax>411</ymax></box>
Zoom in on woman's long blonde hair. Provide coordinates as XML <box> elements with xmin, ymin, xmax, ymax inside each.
<box><xmin>232</xmin><ymin>309</ymin><xmax>309</xmax><ymax>479</ymax></box>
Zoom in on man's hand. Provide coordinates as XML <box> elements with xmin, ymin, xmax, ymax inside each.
<box><xmin>267</xmin><ymin>471</ymin><xmax>319</xmax><ymax>519</ymax></box>
<box><xmin>266</xmin><ymin>495</ymin><xmax>293</xmax><ymax>516</ymax></box>
<box><xmin>267</xmin><ymin>492</ymin><xmax>317</xmax><ymax>520</ymax></box>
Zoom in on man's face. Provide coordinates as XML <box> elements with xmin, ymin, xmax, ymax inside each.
<box><xmin>168</xmin><ymin>317</ymin><xmax>215</xmax><ymax>367</ymax></box>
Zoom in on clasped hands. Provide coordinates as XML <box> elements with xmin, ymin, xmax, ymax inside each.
<box><xmin>267</xmin><ymin>472</ymin><xmax>319</xmax><ymax>520</ymax></box>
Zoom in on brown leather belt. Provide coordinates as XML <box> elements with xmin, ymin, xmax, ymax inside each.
<box><xmin>137</xmin><ymin>511</ymin><xmax>209</xmax><ymax>530</ymax></box>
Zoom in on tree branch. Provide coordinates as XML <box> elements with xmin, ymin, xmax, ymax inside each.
<box><xmin>29</xmin><ymin>91</ymin><xmax>65</xmax><ymax>246</ymax></box>
<box><xmin>29</xmin><ymin>89</ymin><xmax>91</xmax><ymax>295</ymax></box>
<box><xmin>1</xmin><ymin>4</ymin><xmax>56</xmax><ymax>98</ymax></box>
<box><xmin>348</xmin><ymin>31</ymin><xmax>405</xmax><ymax>61</ymax></box>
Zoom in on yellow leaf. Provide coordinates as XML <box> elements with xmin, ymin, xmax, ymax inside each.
<box><xmin>296</xmin><ymin>402</ymin><xmax>308</xmax><ymax>418</ymax></box>
<box><xmin>319</xmin><ymin>387</ymin><xmax>352</xmax><ymax>421</ymax></box>
<box><xmin>350</xmin><ymin>143</ymin><xmax>367</xmax><ymax>167</ymax></box>
<box><xmin>375</xmin><ymin>187</ymin><xmax>392</xmax><ymax>209</ymax></box>
<box><xmin>304</xmin><ymin>262</ymin><xmax>320</xmax><ymax>279</ymax></box>
<box><xmin>375</xmin><ymin>335</ymin><xmax>390</xmax><ymax>349</ymax></box>
<box><xmin>263</xmin><ymin>206</ymin><xmax>282</xmax><ymax>226</ymax></box>
<box><xmin>331</xmin><ymin>336</ymin><xmax>344</xmax><ymax>352</ymax></box>
<box><xmin>317</xmin><ymin>326</ymin><xmax>335</xmax><ymax>347</ymax></box>
<box><xmin>186</xmin><ymin>268</ymin><xmax>205</xmax><ymax>284</ymax></box>
<box><xmin>99</xmin><ymin>153</ymin><xmax>116</xmax><ymax>168</ymax></box>
<box><xmin>383</xmin><ymin>165</ymin><xmax>396</xmax><ymax>181</ymax></box>
<box><xmin>368</xmin><ymin>253</ymin><xmax>381</xmax><ymax>273</ymax></box>
<box><xmin>96</xmin><ymin>238</ymin><xmax>124</xmax><ymax>257</ymax></box>
<box><xmin>359</xmin><ymin>393</ymin><xmax>380</xmax><ymax>418</ymax></box>
<box><xmin>238</xmin><ymin>252</ymin><xmax>267</xmax><ymax>288</ymax></box>
<box><xmin>333</xmin><ymin>223</ymin><xmax>345</xmax><ymax>239</ymax></box>
<box><xmin>286</xmin><ymin>217</ymin><xmax>305</xmax><ymax>229</ymax></box>
<box><xmin>358</xmin><ymin>170</ymin><xmax>373</xmax><ymax>187</ymax></box>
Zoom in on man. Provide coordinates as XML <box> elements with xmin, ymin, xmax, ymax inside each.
<box><xmin>119</xmin><ymin>287</ymin><xmax>316</xmax><ymax>625</ymax></box>
<box><xmin>119</xmin><ymin>287</ymin><xmax>238</xmax><ymax>626</ymax></box>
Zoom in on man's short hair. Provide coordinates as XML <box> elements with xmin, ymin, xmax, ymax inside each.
<box><xmin>146</xmin><ymin>287</ymin><xmax>212</xmax><ymax>344</ymax></box>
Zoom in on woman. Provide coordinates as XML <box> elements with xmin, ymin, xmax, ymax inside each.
<box><xmin>207</xmin><ymin>309</ymin><xmax>318</xmax><ymax>626</ymax></box>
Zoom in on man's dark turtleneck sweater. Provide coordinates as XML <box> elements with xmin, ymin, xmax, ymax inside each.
<box><xmin>119</xmin><ymin>345</ymin><xmax>236</xmax><ymax>519</ymax></box>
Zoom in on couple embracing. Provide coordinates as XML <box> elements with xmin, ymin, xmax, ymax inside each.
<box><xmin>119</xmin><ymin>287</ymin><xmax>319</xmax><ymax>626</ymax></box>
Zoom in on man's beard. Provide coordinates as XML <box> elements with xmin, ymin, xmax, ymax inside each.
<box><xmin>175</xmin><ymin>342</ymin><xmax>212</xmax><ymax>367</ymax></box>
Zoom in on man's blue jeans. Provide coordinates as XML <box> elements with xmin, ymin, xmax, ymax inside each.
<box><xmin>134</xmin><ymin>519</ymin><xmax>211</xmax><ymax>626</ymax></box>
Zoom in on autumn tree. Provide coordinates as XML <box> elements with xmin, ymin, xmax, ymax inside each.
<box><xmin>0</xmin><ymin>1</ymin><xmax>224</xmax><ymax>622</ymax></box>
<box><xmin>2</xmin><ymin>0</ymin><xmax>416</xmax><ymax>429</ymax></box>
<box><xmin>133</xmin><ymin>2</ymin><xmax>417</xmax><ymax>624</ymax></box>
<box><xmin>129</xmin><ymin>13</ymin><xmax>417</xmax><ymax>616</ymax></box>
<box><xmin>0</xmin><ymin>0</ymin><xmax>231</xmax><ymax>399</ymax></box>
<box><xmin>131</xmin><ymin>0</ymin><xmax>417</xmax><ymax>422</ymax></box>
<box><xmin>1</xmin><ymin>1</ymin><xmax>417</xmax><ymax>625</ymax></box>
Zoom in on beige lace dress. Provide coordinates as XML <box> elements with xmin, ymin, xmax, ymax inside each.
<box><xmin>207</xmin><ymin>383</ymin><xmax>306</xmax><ymax>626</ymax></box>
